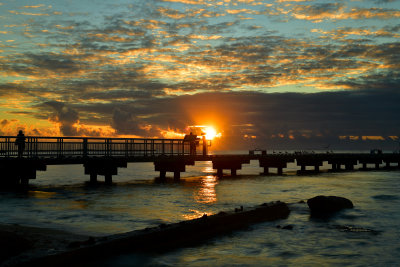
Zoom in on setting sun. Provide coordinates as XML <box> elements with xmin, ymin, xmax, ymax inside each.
<box><xmin>189</xmin><ymin>125</ymin><xmax>222</xmax><ymax>140</ymax></box>
<box><xmin>204</xmin><ymin>126</ymin><xmax>218</xmax><ymax>140</ymax></box>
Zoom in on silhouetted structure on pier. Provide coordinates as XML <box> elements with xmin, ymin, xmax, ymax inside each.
<box><xmin>1</xmin><ymin>135</ymin><xmax>400</xmax><ymax>187</ymax></box>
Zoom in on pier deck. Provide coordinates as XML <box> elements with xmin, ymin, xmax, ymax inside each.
<box><xmin>1</xmin><ymin>136</ymin><xmax>399</xmax><ymax>186</ymax></box>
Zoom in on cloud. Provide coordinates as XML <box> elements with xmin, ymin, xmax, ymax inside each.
<box><xmin>1</xmin><ymin>0</ymin><xmax>399</xmax><ymax>150</ymax></box>
<box><xmin>42</xmin><ymin>101</ymin><xmax>80</xmax><ymax>136</ymax></box>
<box><xmin>66</xmin><ymin>86</ymin><xmax>400</xmax><ymax>147</ymax></box>
<box><xmin>271</xmin><ymin>3</ymin><xmax>400</xmax><ymax>22</ymax></box>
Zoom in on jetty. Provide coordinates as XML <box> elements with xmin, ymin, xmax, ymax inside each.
<box><xmin>1</xmin><ymin>135</ymin><xmax>400</xmax><ymax>187</ymax></box>
<box><xmin>19</xmin><ymin>201</ymin><xmax>290</xmax><ymax>266</ymax></box>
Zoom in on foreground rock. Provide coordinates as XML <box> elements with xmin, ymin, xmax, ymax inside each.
<box><xmin>23</xmin><ymin>201</ymin><xmax>290</xmax><ymax>266</ymax></box>
<box><xmin>307</xmin><ymin>195</ymin><xmax>353</xmax><ymax>214</ymax></box>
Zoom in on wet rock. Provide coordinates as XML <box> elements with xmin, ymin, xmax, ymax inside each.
<box><xmin>307</xmin><ymin>195</ymin><xmax>353</xmax><ymax>214</ymax></box>
<box><xmin>335</xmin><ymin>225</ymin><xmax>379</xmax><ymax>234</ymax></box>
<box><xmin>234</xmin><ymin>206</ymin><xmax>243</xmax><ymax>212</ymax></box>
<box><xmin>276</xmin><ymin>225</ymin><xmax>294</xmax><ymax>230</ymax></box>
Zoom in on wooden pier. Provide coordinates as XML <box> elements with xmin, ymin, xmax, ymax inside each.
<box><xmin>1</xmin><ymin>136</ymin><xmax>400</xmax><ymax>187</ymax></box>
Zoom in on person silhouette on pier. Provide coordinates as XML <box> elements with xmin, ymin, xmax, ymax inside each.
<box><xmin>15</xmin><ymin>130</ymin><xmax>26</xmax><ymax>158</ymax></box>
<box><xmin>184</xmin><ymin>132</ymin><xmax>197</xmax><ymax>155</ymax></box>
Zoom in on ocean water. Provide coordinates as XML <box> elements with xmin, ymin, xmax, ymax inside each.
<box><xmin>1</xmin><ymin>159</ymin><xmax>400</xmax><ymax>266</ymax></box>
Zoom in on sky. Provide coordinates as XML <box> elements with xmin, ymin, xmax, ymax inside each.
<box><xmin>1</xmin><ymin>0</ymin><xmax>399</xmax><ymax>150</ymax></box>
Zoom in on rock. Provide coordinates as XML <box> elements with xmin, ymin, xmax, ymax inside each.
<box><xmin>276</xmin><ymin>225</ymin><xmax>294</xmax><ymax>230</ymax></box>
<box><xmin>334</xmin><ymin>225</ymin><xmax>379</xmax><ymax>234</ymax></box>
<box><xmin>307</xmin><ymin>195</ymin><xmax>353</xmax><ymax>214</ymax></box>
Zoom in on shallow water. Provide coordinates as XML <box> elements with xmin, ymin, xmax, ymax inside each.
<box><xmin>1</xmin><ymin>159</ymin><xmax>399</xmax><ymax>266</ymax></box>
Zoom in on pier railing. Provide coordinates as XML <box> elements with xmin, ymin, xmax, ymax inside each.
<box><xmin>0</xmin><ymin>136</ymin><xmax>191</xmax><ymax>158</ymax></box>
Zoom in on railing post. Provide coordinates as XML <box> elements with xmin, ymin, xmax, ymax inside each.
<box><xmin>162</xmin><ymin>140</ymin><xmax>165</xmax><ymax>155</ymax></box>
<box><xmin>6</xmin><ymin>137</ymin><xmax>10</xmax><ymax>157</ymax></box>
<box><xmin>203</xmin><ymin>135</ymin><xmax>207</xmax><ymax>156</ymax></box>
<box><xmin>59</xmin><ymin>138</ymin><xmax>64</xmax><ymax>158</ymax></box>
<box><xmin>5</xmin><ymin>137</ymin><xmax>11</xmax><ymax>157</ymax></box>
<box><xmin>35</xmin><ymin>137</ymin><xmax>38</xmax><ymax>157</ymax></box>
<box><xmin>125</xmin><ymin>139</ymin><xmax>128</xmax><ymax>157</ymax></box>
<box><xmin>83</xmin><ymin>138</ymin><xmax>88</xmax><ymax>157</ymax></box>
<box><xmin>27</xmin><ymin>137</ymin><xmax>31</xmax><ymax>158</ymax></box>
<box><xmin>106</xmin><ymin>138</ymin><xmax>111</xmax><ymax>157</ymax></box>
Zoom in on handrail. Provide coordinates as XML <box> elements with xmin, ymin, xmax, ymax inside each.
<box><xmin>0</xmin><ymin>136</ymin><xmax>185</xmax><ymax>141</ymax></box>
<box><xmin>0</xmin><ymin>136</ymin><xmax>191</xmax><ymax>158</ymax></box>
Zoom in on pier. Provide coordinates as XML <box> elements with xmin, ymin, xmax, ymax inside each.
<box><xmin>1</xmin><ymin>135</ymin><xmax>400</xmax><ymax>187</ymax></box>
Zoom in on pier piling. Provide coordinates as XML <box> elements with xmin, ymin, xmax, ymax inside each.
<box><xmin>212</xmin><ymin>156</ymin><xmax>250</xmax><ymax>177</ymax></box>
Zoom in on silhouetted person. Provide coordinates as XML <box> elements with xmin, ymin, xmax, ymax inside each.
<box><xmin>184</xmin><ymin>132</ymin><xmax>197</xmax><ymax>155</ymax></box>
<box><xmin>15</xmin><ymin>130</ymin><xmax>26</xmax><ymax>157</ymax></box>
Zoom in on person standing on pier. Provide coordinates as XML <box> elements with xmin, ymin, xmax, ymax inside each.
<box><xmin>15</xmin><ymin>130</ymin><xmax>26</xmax><ymax>158</ymax></box>
<box><xmin>184</xmin><ymin>132</ymin><xmax>198</xmax><ymax>155</ymax></box>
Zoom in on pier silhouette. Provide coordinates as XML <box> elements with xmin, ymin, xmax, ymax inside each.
<box><xmin>1</xmin><ymin>135</ymin><xmax>400</xmax><ymax>187</ymax></box>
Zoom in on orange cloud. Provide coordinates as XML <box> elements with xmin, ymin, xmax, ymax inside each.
<box><xmin>9</xmin><ymin>10</ymin><xmax>50</xmax><ymax>16</ymax></box>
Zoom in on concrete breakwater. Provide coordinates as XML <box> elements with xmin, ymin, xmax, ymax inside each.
<box><xmin>23</xmin><ymin>201</ymin><xmax>290</xmax><ymax>266</ymax></box>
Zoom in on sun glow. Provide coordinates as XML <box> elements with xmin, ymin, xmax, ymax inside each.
<box><xmin>190</xmin><ymin>125</ymin><xmax>221</xmax><ymax>140</ymax></box>
<box><xmin>204</xmin><ymin>126</ymin><xmax>220</xmax><ymax>140</ymax></box>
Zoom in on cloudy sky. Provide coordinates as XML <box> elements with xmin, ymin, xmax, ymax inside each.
<box><xmin>1</xmin><ymin>0</ymin><xmax>399</xmax><ymax>150</ymax></box>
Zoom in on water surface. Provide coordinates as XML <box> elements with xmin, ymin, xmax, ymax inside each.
<box><xmin>1</xmin><ymin>160</ymin><xmax>399</xmax><ymax>266</ymax></box>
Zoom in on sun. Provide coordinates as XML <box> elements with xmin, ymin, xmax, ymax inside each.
<box><xmin>189</xmin><ymin>125</ymin><xmax>222</xmax><ymax>140</ymax></box>
<box><xmin>204</xmin><ymin>126</ymin><xmax>221</xmax><ymax>140</ymax></box>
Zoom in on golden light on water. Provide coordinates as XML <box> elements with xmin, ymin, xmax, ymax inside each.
<box><xmin>195</xmin><ymin>173</ymin><xmax>218</xmax><ymax>204</ymax></box>
<box><xmin>28</xmin><ymin>190</ymin><xmax>57</xmax><ymax>199</ymax></box>
<box><xmin>182</xmin><ymin>174</ymin><xmax>218</xmax><ymax>220</ymax></box>
<box><xmin>182</xmin><ymin>209</ymin><xmax>209</xmax><ymax>220</ymax></box>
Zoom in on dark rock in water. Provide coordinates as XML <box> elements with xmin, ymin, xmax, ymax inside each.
<box><xmin>307</xmin><ymin>195</ymin><xmax>353</xmax><ymax>214</ymax></box>
<box><xmin>334</xmin><ymin>225</ymin><xmax>379</xmax><ymax>234</ymax></box>
<box><xmin>282</xmin><ymin>225</ymin><xmax>294</xmax><ymax>230</ymax></box>
<box><xmin>276</xmin><ymin>224</ymin><xmax>294</xmax><ymax>230</ymax></box>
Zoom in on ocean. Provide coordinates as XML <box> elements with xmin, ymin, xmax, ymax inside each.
<box><xmin>1</xmin><ymin>156</ymin><xmax>399</xmax><ymax>266</ymax></box>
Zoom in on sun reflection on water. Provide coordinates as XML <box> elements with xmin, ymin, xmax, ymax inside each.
<box><xmin>195</xmin><ymin>175</ymin><xmax>218</xmax><ymax>204</ymax></box>
<box><xmin>182</xmin><ymin>209</ymin><xmax>209</xmax><ymax>220</ymax></box>
<box><xmin>28</xmin><ymin>190</ymin><xmax>57</xmax><ymax>199</ymax></box>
